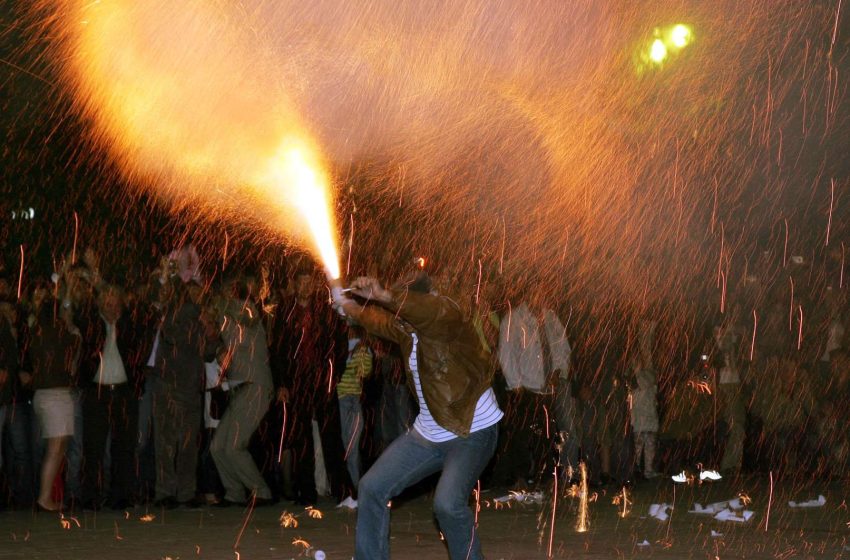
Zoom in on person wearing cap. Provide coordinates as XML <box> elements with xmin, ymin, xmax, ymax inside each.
<box><xmin>331</xmin><ymin>274</ymin><xmax>502</xmax><ymax>560</ymax></box>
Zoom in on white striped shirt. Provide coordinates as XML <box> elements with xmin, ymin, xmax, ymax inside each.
<box><xmin>409</xmin><ymin>333</ymin><xmax>503</xmax><ymax>442</ymax></box>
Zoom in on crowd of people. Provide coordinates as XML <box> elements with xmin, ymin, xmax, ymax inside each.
<box><xmin>0</xmin><ymin>242</ymin><xmax>847</xmax><ymax>518</ymax></box>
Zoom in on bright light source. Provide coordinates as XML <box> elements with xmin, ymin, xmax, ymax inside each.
<box><xmin>670</xmin><ymin>24</ymin><xmax>691</xmax><ymax>48</ymax></box>
<box><xmin>649</xmin><ymin>39</ymin><xmax>667</xmax><ymax>63</ymax></box>
<box><xmin>29</xmin><ymin>207</ymin><xmax>35</xmax><ymax>219</ymax></box>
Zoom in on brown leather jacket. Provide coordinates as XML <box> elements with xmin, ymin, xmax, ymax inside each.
<box><xmin>354</xmin><ymin>289</ymin><xmax>495</xmax><ymax>437</ymax></box>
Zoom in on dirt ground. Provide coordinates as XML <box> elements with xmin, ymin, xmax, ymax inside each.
<box><xmin>2</xmin><ymin>475</ymin><xmax>849</xmax><ymax>559</ymax></box>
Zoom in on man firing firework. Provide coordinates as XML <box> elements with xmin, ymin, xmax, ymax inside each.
<box><xmin>331</xmin><ymin>274</ymin><xmax>502</xmax><ymax>560</ymax></box>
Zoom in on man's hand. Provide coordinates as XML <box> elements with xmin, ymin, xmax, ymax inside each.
<box><xmin>348</xmin><ymin>277</ymin><xmax>392</xmax><ymax>303</ymax></box>
<box><xmin>276</xmin><ymin>387</ymin><xmax>290</xmax><ymax>403</ymax></box>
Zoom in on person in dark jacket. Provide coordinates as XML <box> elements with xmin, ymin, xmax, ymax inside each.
<box><xmin>332</xmin><ymin>275</ymin><xmax>503</xmax><ymax>560</ymax></box>
<box><xmin>151</xmin><ymin>278</ymin><xmax>213</xmax><ymax>507</ymax></box>
<box><xmin>270</xmin><ymin>270</ymin><xmax>349</xmax><ymax>506</ymax></box>
<box><xmin>76</xmin><ymin>285</ymin><xmax>142</xmax><ymax>510</ymax></box>
<box><xmin>27</xmin><ymin>301</ymin><xmax>80</xmax><ymax>512</ymax></box>
<box><xmin>0</xmin><ymin>298</ymin><xmax>20</xmax><ymax>477</ymax></box>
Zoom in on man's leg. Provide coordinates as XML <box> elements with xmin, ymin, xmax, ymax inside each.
<box><xmin>175</xmin><ymin>402</ymin><xmax>201</xmax><ymax>503</ymax></box>
<box><xmin>356</xmin><ymin>431</ymin><xmax>444</xmax><ymax>560</ymax></box>
<box><xmin>211</xmin><ymin>386</ymin><xmax>272</xmax><ymax>502</ymax></box>
<box><xmin>152</xmin><ymin>388</ymin><xmax>176</xmax><ymax>501</ymax></box>
<box><xmin>338</xmin><ymin>395</ymin><xmax>363</xmax><ymax>489</ymax></box>
<box><xmin>0</xmin><ymin>405</ymin><xmax>7</xmax><ymax>472</ymax></box>
<box><xmin>317</xmin><ymin>395</ymin><xmax>352</xmax><ymax>502</ymax></box>
<box><xmin>433</xmin><ymin>425</ymin><xmax>499</xmax><ymax>560</ymax></box>
<box><xmin>553</xmin><ymin>385</ymin><xmax>580</xmax><ymax>472</ymax></box>
<box><xmin>109</xmin><ymin>386</ymin><xmax>138</xmax><ymax>506</ymax></box>
<box><xmin>719</xmin><ymin>384</ymin><xmax>745</xmax><ymax>473</ymax></box>
<box><xmin>81</xmin><ymin>388</ymin><xmax>109</xmax><ymax>506</ymax></box>
<box><xmin>7</xmin><ymin>401</ymin><xmax>37</xmax><ymax>506</ymax></box>
<box><xmin>136</xmin><ymin>376</ymin><xmax>156</xmax><ymax>502</ymax></box>
<box><xmin>65</xmin><ymin>390</ymin><xmax>84</xmax><ymax>503</ymax></box>
<box><xmin>289</xmin><ymin>407</ymin><xmax>317</xmax><ymax>504</ymax></box>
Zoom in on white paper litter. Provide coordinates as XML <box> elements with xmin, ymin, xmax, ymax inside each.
<box><xmin>648</xmin><ymin>503</ymin><xmax>672</xmax><ymax>521</ymax></box>
<box><xmin>636</xmin><ymin>539</ymin><xmax>651</xmax><ymax>547</ymax></box>
<box><xmin>788</xmin><ymin>495</ymin><xmax>826</xmax><ymax>508</ymax></box>
<box><xmin>689</xmin><ymin>497</ymin><xmax>745</xmax><ymax>514</ymax></box>
<box><xmin>493</xmin><ymin>490</ymin><xmax>544</xmax><ymax>504</ymax></box>
<box><xmin>713</xmin><ymin>508</ymin><xmax>755</xmax><ymax>522</ymax></box>
<box><xmin>710</xmin><ymin>530</ymin><xmax>724</xmax><ymax>537</ymax></box>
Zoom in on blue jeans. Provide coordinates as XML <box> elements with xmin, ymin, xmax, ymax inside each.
<box><xmin>338</xmin><ymin>395</ymin><xmax>363</xmax><ymax>489</ymax></box>
<box><xmin>356</xmin><ymin>424</ymin><xmax>498</xmax><ymax>560</ymax></box>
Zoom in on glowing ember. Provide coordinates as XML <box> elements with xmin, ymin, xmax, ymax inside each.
<box><xmin>613</xmin><ymin>486</ymin><xmax>632</xmax><ymax>518</ymax></box>
<box><xmin>305</xmin><ymin>506</ymin><xmax>324</xmax><ymax>519</ymax></box>
<box><xmin>140</xmin><ymin>514</ymin><xmax>156</xmax><ymax>523</ymax></box>
<box><xmin>279</xmin><ymin>511</ymin><xmax>299</xmax><ymax>528</ymax></box>
<box><xmin>576</xmin><ymin>462</ymin><xmax>590</xmax><ymax>533</ymax></box>
<box><xmin>291</xmin><ymin>538</ymin><xmax>311</xmax><ymax>550</ymax></box>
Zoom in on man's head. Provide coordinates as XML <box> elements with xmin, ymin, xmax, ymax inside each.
<box><xmin>0</xmin><ymin>298</ymin><xmax>17</xmax><ymax>326</ymax></box>
<box><xmin>293</xmin><ymin>269</ymin><xmax>315</xmax><ymax>301</ymax></box>
<box><xmin>98</xmin><ymin>285</ymin><xmax>124</xmax><ymax>323</ymax></box>
<box><xmin>0</xmin><ymin>275</ymin><xmax>11</xmax><ymax>299</ymax></box>
<box><xmin>30</xmin><ymin>280</ymin><xmax>51</xmax><ymax>312</ymax></box>
<box><xmin>68</xmin><ymin>264</ymin><xmax>95</xmax><ymax>305</ymax></box>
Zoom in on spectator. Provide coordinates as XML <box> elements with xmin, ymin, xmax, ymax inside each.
<box><xmin>271</xmin><ymin>269</ymin><xmax>349</xmax><ymax>506</ymax></box>
<box><xmin>150</xmin><ymin>277</ymin><xmax>210</xmax><ymax>508</ymax></box>
<box><xmin>333</xmin><ymin>274</ymin><xmax>502</xmax><ymax>560</ymax></box>
<box><xmin>628</xmin><ymin>318</ymin><xmax>659</xmax><ymax>479</ymax></box>
<box><xmin>26</xmin><ymin>301</ymin><xmax>79</xmax><ymax>511</ymax></box>
<box><xmin>0</xmin><ymin>298</ymin><xmax>19</xmax><ymax>479</ymax></box>
<box><xmin>76</xmin><ymin>285</ymin><xmax>140</xmax><ymax>510</ymax></box>
<box><xmin>336</xmin><ymin>322</ymin><xmax>373</xmax><ymax>503</ymax></box>
<box><xmin>210</xmin><ymin>279</ymin><xmax>275</xmax><ymax>506</ymax></box>
<box><xmin>712</xmin><ymin>314</ymin><xmax>746</xmax><ymax>475</ymax></box>
<box><xmin>493</xmin><ymin>299</ymin><xmax>557</xmax><ymax>488</ymax></box>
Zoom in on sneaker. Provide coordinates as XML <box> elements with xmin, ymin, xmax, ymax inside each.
<box><xmin>699</xmin><ymin>469</ymin><xmax>722</xmax><ymax>481</ymax></box>
<box><xmin>336</xmin><ymin>496</ymin><xmax>358</xmax><ymax>510</ymax></box>
<box><xmin>671</xmin><ymin>471</ymin><xmax>688</xmax><ymax>483</ymax></box>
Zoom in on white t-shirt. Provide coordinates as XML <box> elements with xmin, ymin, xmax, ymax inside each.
<box><xmin>409</xmin><ymin>333</ymin><xmax>503</xmax><ymax>442</ymax></box>
<box><xmin>98</xmin><ymin>320</ymin><xmax>128</xmax><ymax>385</ymax></box>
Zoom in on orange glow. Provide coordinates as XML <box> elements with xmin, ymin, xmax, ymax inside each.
<box><xmin>576</xmin><ymin>462</ymin><xmax>589</xmax><ymax>533</ymax></box>
<box><xmin>48</xmin><ymin>0</ymin><xmax>339</xmax><ymax>276</ymax></box>
<box><xmin>305</xmin><ymin>506</ymin><xmax>324</xmax><ymax>519</ymax></box>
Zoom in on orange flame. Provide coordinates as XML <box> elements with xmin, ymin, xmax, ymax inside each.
<box><xmin>47</xmin><ymin>0</ymin><xmax>340</xmax><ymax>276</ymax></box>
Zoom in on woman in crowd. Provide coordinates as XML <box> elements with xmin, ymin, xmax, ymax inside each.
<box><xmin>26</xmin><ymin>300</ymin><xmax>80</xmax><ymax>512</ymax></box>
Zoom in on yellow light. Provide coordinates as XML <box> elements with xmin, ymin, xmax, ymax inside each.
<box><xmin>52</xmin><ymin>0</ymin><xmax>341</xmax><ymax>282</ymax></box>
<box><xmin>670</xmin><ymin>24</ymin><xmax>692</xmax><ymax>48</ymax></box>
<box><xmin>649</xmin><ymin>39</ymin><xmax>667</xmax><ymax>63</ymax></box>
<box><xmin>264</xmin><ymin>142</ymin><xmax>341</xmax><ymax>280</ymax></box>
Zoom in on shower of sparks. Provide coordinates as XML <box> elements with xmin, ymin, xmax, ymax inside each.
<box><xmin>576</xmin><ymin>462</ymin><xmax>590</xmax><ymax>533</ymax></box>
<box><xmin>4</xmin><ymin>2</ymin><xmax>849</xmax><ymax>557</ymax></box>
<box><xmin>613</xmin><ymin>486</ymin><xmax>632</xmax><ymax>518</ymax></box>
<box><xmin>36</xmin><ymin>0</ymin><xmax>341</xmax><ymax>277</ymax></box>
